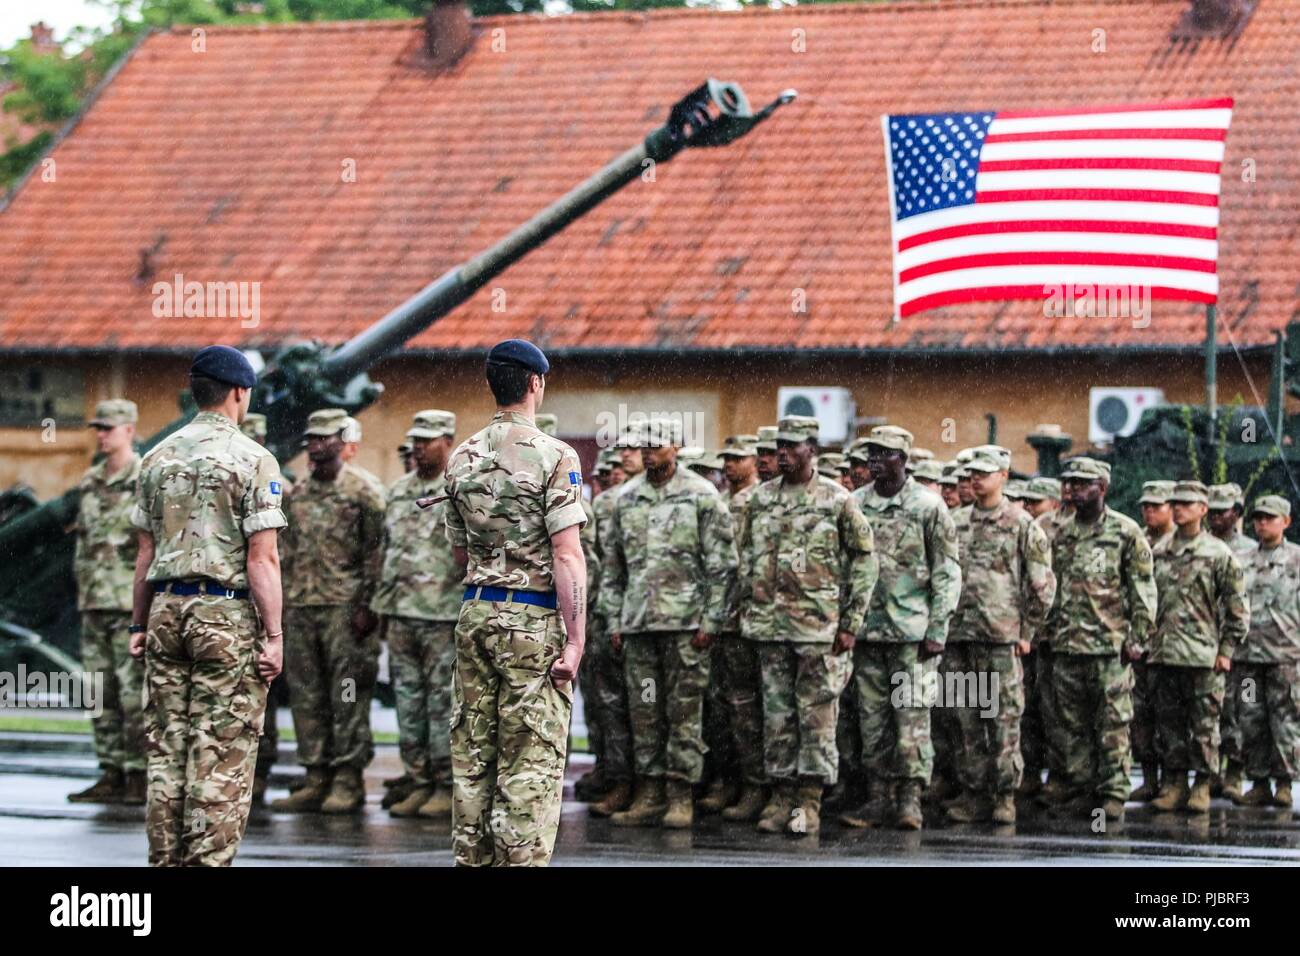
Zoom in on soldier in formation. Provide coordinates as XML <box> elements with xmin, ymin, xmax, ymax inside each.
<box><xmin>1129</xmin><ymin>479</ymin><xmax>1176</xmax><ymax>802</ymax></box>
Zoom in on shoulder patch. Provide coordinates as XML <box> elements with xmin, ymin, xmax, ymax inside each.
<box><xmin>569</xmin><ymin>471</ymin><xmax>581</xmax><ymax>485</ymax></box>
<box><xmin>269</xmin><ymin>481</ymin><xmax>281</xmax><ymax>495</ymax></box>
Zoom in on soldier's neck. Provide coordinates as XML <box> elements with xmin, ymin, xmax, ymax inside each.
<box><xmin>105</xmin><ymin>447</ymin><xmax>134</xmax><ymax>475</ymax></box>
<box><xmin>1176</xmin><ymin>523</ymin><xmax>1202</xmax><ymax>540</ymax></box>
<box><xmin>312</xmin><ymin>459</ymin><xmax>344</xmax><ymax>482</ymax></box>
<box><xmin>647</xmin><ymin>461</ymin><xmax>676</xmax><ymax>488</ymax></box>
<box><xmin>497</xmin><ymin>400</ymin><xmax>535</xmax><ymax>423</ymax></box>
<box><xmin>728</xmin><ymin>473</ymin><xmax>757</xmax><ymax>495</ymax></box>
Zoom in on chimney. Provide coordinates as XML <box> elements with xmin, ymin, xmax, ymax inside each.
<box><xmin>423</xmin><ymin>0</ymin><xmax>473</xmax><ymax>72</ymax></box>
<box><xmin>29</xmin><ymin>21</ymin><xmax>58</xmax><ymax>54</ymax></box>
<box><xmin>1172</xmin><ymin>0</ymin><xmax>1255</xmax><ymax>40</ymax></box>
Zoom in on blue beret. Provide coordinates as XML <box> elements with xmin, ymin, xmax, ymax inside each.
<box><xmin>190</xmin><ymin>345</ymin><xmax>257</xmax><ymax>388</ymax></box>
<box><xmin>486</xmin><ymin>338</ymin><xmax>549</xmax><ymax>375</ymax></box>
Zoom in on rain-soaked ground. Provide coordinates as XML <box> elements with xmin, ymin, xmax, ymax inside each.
<box><xmin>3</xmin><ymin>725</ymin><xmax>1299</xmax><ymax>866</ymax></box>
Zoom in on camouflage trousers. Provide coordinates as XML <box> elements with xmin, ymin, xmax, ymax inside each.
<box><xmin>704</xmin><ymin>638</ymin><xmax>735</xmax><ymax>781</ymax></box>
<box><xmin>80</xmin><ymin>609</ymin><xmax>147</xmax><ymax>773</ymax></box>
<box><xmin>853</xmin><ymin>641</ymin><xmax>935</xmax><ymax>785</ymax></box>
<box><xmin>933</xmin><ymin>649</ymin><xmax>966</xmax><ymax>790</ymax></box>
<box><xmin>623</xmin><ymin>630</ymin><xmax>709</xmax><ymax>784</ymax></box>
<box><xmin>836</xmin><ymin>687</ymin><xmax>864</xmax><ymax>789</ymax></box>
<box><xmin>1220</xmin><ymin>664</ymin><xmax>1242</xmax><ymax>768</ymax></box>
<box><xmin>451</xmin><ymin>598</ymin><xmax>572</xmax><ymax>867</ymax></box>
<box><xmin>386</xmin><ymin>616</ymin><xmax>456</xmax><ymax>788</ymax></box>
<box><xmin>284</xmin><ymin>605</ymin><xmax>380</xmax><ymax>772</ymax></box>
<box><xmin>759</xmin><ymin>641</ymin><xmax>851</xmax><ymax>785</ymax></box>
<box><xmin>946</xmin><ymin>642</ymin><xmax>1025</xmax><ymax>797</ymax></box>
<box><xmin>578</xmin><ymin>614</ymin><xmax>632</xmax><ymax>783</ymax></box>
<box><xmin>1022</xmin><ymin>642</ymin><xmax>1065</xmax><ymax>780</ymax></box>
<box><xmin>722</xmin><ymin>634</ymin><xmax>765</xmax><ymax>785</ymax></box>
<box><xmin>1236</xmin><ymin>661</ymin><xmax>1300</xmax><ymax>781</ymax></box>
<box><xmin>1052</xmin><ymin>653</ymin><xmax>1133</xmax><ymax>801</ymax></box>
<box><xmin>1130</xmin><ymin>660</ymin><xmax>1158</xmax><ymax>768</ymax></box>
<box><xmin>144</xmin><ymin>592</ymin><xmax>267</xmax><ymax>867</ymax></box>
<box><xmin>1152</xmin><ymin>664</ymin><xmax>1224</xmax><ymax>775</ymax></box>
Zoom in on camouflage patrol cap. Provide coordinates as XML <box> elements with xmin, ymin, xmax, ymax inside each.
<box><xmin>640</xmin><ymin>417</ymin><xmax>684</xmax><ymax>448</ymax></box>
<box><xmin>534</xmin><ymin>413</ymin><xmax>559</xmax><ymax>437</ymax></box>
<box><xmin>598</xmin><ymin>447</ymin><xmax>623</xmax><ymax>468</ymax></box>
<box><xmin>964</xmin><ymin>449</ymin><xmax>1005</xmax><ymax>473</ymax></box>
<box><xmin>755</xmin><ymin>425</ymin><xmax>779</xmax><ymax>452</ymax></box>
<box><xmin>305</xmin><ymin>407</ymin><xmax>348</xmax><ymax>437</ymax></box>
<box><xmin>1250</xmin><ymin>495</ymin><xmax>1291</xmax><ymax>518</ymax></box>
<box><xmin>1207</xmin><ymin>482</ymin><xmax>1245</xmax><ymax>510</ymax></box>
<box><xmin>616</xmin><ymin>421</ymin><xmax>644</xmax><ymax>448</ymax></box>
<box><xmin>1168</xmin><ymin>480</ymin><xmax>1209</xmax><ymax>504</ymax></box>
<box><xmin>846</xmin><ymin>439</ymin><xmax>872</xmax><ymax>464</ymax></box>
<box><xmin>397</xmin><ymin>440</ymin><xmax>413</xmax><ymax>455</ymax></box>
<box><xmin>689</xmin><ymin>451</ymin><xmax>725</xmax><ymax>471</ymax></box>
<box><xmin>1023</xmin><ymin>477</ymin><xmax>1061</xmax><ymax>502</ymax></box>
<box><xmin>817</xmin><ymin>452</ymin><xmax>845</xmax><ymax>477</ymax></box>
<box><xmin>974</xmin><ymin>444</ymin><xmax>1012</xmax><ymax>470</ymax></box>
<box><xmin>1005</xmin><ymin>479</ymin><xmax>1028</xmax><ymax>500</ymax></box>
<box><xmin>89</xmin><ymin>399</ymin><xmax>138</xmax><ymax>428</ymax></box>
<box><xmin>913</xmin><ymin>459</ymin><xmax>945</xmax><ymax>483</ymax></box>
<box><xmin>720</xmin><ymin>434</ymin><xmax>758</xmax><ymax>458</ymax></box>
<box><xmin>341</xmin><ymin>416</ymin><xmax>362</xmax><ymax>443</ymax></box>
<box><xmin>939</xmin><ymin>463</ymin><xmax>960</xmax><ymax>486</ymax></box>
<box><xmin>1060</xmin><ymin>457</ymin><xmax>1111</xmax><ymax>482</ymax></box>
<box><xmin>777</xmin><ymin>415</ymin><xmax>820</xmax><ymax>443</ymax></box>
<box><xmin>595</xmin><ymin>458</ymin><xmax>612</xmax><ymax>475</ymax></box>
<box><xmin>678</xmin><ymin>446</ymin><xmax>705</xmax><ymax>463</ymax></box>
<box><xmin>407</xmin><ymin>409</ymin><xmax>456</xmax><ymax>440</ymax></box>
<box><xmin>1138</xmin><ymin>480</ymin><xmax>1176</xmax><ymax>505</ymax></box>
<box><xmin>911</xmin><ymin>447</ymin><xmax>935</xmax><ymax>462</ymax></box>
<box><xmin>240</xmin><ymin>412</ymin><xmax>267</xmax><ymax>440</ymax></box>
<box><xmin>866</xmin><ymin>425</ymin><xmax>913</xmax><ymax>453</ymax></box>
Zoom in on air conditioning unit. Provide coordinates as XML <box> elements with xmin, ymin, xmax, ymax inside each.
<box><xmin>1089</xmin><ymin>387</ymin><xmax>1166</xmax><ymax>443</ymax></box>
<box><xmin>776</xmin><ymin>387</ymin><xmax>856</xmax><ymax>445</ymax></box>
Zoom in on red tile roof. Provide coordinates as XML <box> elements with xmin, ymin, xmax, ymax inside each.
<box><xmin>1</xmin><ymin>0</ymin><xmax>1297</xmax><ymax>354</ymax></box>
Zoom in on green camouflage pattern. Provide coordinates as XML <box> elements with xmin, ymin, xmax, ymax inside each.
<box><xmin>371</xmin><ymin>470</ymin><xmax>462</xmax><ymax>621</ymax></box>
<box><xmin>444</xmin><ymin>411</ymin><xmax>587</xmax><ymax>591</ymax></box>
<box><xmin>144</xmin><ymin>591</ymin><xmax>267</xmax><ymax>867</ymax></box>
<box><xmin>586</xmin><ymin>486</ymin><xmax>632</xmax><ymax>781</ymax></box>
<box><xmin>759</xmin><ymin>641</ymin><xmax>852</xmax><ymax>784</ymax></box>
<box><xmin>1152</xmin><ymin>664</ymin><xmax>1224</xmax><ymax>773</ymax></box>
<box><xmin>1053</xmin><ymin>652</ymin><xmax>1133</xmax><ymax>801</ymax></box>
<box><xmin>946</xmin><ymin>642</ymin><xmax>1024</xmax><ymax>795</ymax></box>
<box><xmin>284</xmin><ymin>604</ymin><xmax>380</xmax><ymax>770</ymax></box>
<box><xmin>451</xmin><ymin>598</ymin><xmax>572</xmax><ymax>867</ymax></box>
<box><xmin>741</xmin><ymin>475</ymin><xmax>877</xmax><ymax>643</ymax></box>
<box><xmin>1047</xmin><ymin>507</ymin><xmax>1156</xmax><ymax>657</ymax></box>
<box><xmin>386</xmin><ymin>617</ymin><xmax>456</xmax><ymax>787</ymax></box>
<box><xmin>1150</xmin><ymin>530</ymin><xmax>1248</xmax><ymax>667</ymax></box>
<box><xmin>623</xmin><ymin>629</ymin><xmax>710</xmax><ymax>782</ymax></box>
<box><xmin>950</xmin><ymin>497</ymin><xmax>1056</xmax><ymax>644</ymax></box>
<box><xmin>74</xmin><ymin>454</ymin><xmax>141</xmax><ymax>611</ymax></box>
<box><xmin>282</xmin><ymin>464</ymin><xmax>386</xmax><ymax>607</ymax></box>
<box><xmin>1221</xmin><ymin>531</ymin><xmax>1259</xmax><ymax>564</ymax></box>
<box><xmin>721</xmin><ymin>635</ymin><xmax>765</xmax><ymax>784</ymax></box>
<box><xmin>852</xmin><ymin>641</ymin><xmax>935</xmax><ymax>783</ymax></box>
<box><xmin>130</xmin><ymin>412</ymin><xmax>286</xmax><ymax>589</ymax></box>
<box><xmin>854</xmin><ymin>477</ymin><xmax>960</xmax><ymax>645</ymax></box>
<box><xmin>80</xmin><ymin>609</ymin><xmax>146</xmax><ymax>773</ymax></box>
<box><xmin>600</xmin><ymin>465</ymin><xmax>737</xmax><ymax>634</ymax></box>
<box><xmin>1238</xmin><ymin>540</ymin><xmax>1300</xmax><ymax>663</ymax></box>
<box><xmin>720</xmin><ymin>479</ymin><xmax>759</xmax><ymax>631</ymax></box>
<box><xmin>1236</xmin><ymin>660</ymin><xmax>1300</xmax><ymax>780</ymax></box>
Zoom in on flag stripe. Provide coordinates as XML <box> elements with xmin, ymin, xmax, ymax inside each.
<box><xmin>978</xmin><ymin>157</ymin><xmax>1222</xmax><ymax>174</ymax></box>
<box><xmin>984</xmin><ymin>127</ymin><xmax>1228</xmax><ymax>144</ymax></box>
<box><xmin>898</xmin><ymin>251</ymin><xmax>1217</xmax><ymax>284</ymax></box>
<box><xmin>897</xmin><ymin>264</ymin><xmax>1219</xmax><ymax>302</ymax></box>
<box><xmin>895</xmin><ymin>233</ymin><xmax>1217</xmax><ymax>271</ymax></box>
<box><xmin>990</xmin><ymin>109</ymin><xmax>1232</xmax><ymax>135</ymax></box>
<box><xmin>981</xmin><ymin>139</ymin><xmax>1226</xmax><ymax>162</ymax></box>
<box><xmin>976</xmin><ymin>188</ymin><xmax>1219</xmax><ymax>207</ymax></box>
<box><xmin>892</xmin><ymin>200</ymin><xmax>1220</xmax><ymax>242</ymax></box>
<box><xmin>975</xmin><ymin>169</ymin><xmax>1223</xmax><ymax>193</ymax></box>
<box><xmin>996</xmin><ymin>97</ymin><xmax>1233</xmax><ymax>119</ymax></box>
<box><xmin>896</xmin><ymin>219</ymin><xmax>1217</xmax><ymax>252</ymax></box>
<box><xmin>899</xmin><ymin>285</ymin><xmax>1216</xmax><ymax>318</ymax></box>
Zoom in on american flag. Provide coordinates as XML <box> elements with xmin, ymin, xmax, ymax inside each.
<box><xmin>882</xmin><ymin>98</ymin><xmax>1234</xmax><ymax>319</ymax></box>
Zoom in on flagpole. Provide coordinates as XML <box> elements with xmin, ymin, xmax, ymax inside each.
<box><xmin>1205</xmin><ymin>302</ymin><xmax>1217</xmax><ymax>446</ymax></box>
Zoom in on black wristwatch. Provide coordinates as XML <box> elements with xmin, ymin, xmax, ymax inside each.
<box><xmin>128</xmin><ymin>625</ymin><xmax>146</xmax><ymax>634</ymax></box>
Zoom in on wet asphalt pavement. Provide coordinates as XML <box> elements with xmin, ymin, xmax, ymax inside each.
<box><xmin>3</xmin><ymin>729</ymin><xmax>1300</xmax><ymax>866</ymax></box>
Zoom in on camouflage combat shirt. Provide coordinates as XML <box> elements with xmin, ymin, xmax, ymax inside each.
<box><xmin>75</xmin><ymin>453</ymin><xmax>142</xmax><ymax>611</ymax></box>
<box><xmin>282</xmin><ymin>463</ymin><xmax>386</xmax><ymax>607</ymax></box>
<box><xmin>1150</xmin><ymin>529</ymin><xmax>1249</xmax><ymax>667</ymax></box>
<box><xmin>371</xmin><ymin>470</ymin><xmax>462</xmax><ymax>621</ymax></box>
<box><xmin>1238</xmin><ymin>540</ymin><xmax>1300</xmax><ymax>663</ymax></box>
<box><xmin>721</xmin><ymin>479</ymin><xmax>759</xmax><ymax>632</ymax></box>
<box><xmin>130</xmin><ymin>412</ymin><xmax>286</xmax><ymax>590</ymax></box>
<box><xmin>740</xmin><ymin>474</ymin><xmax>876</xmax><ymax>644</ymax></box>
<box><xmin>444</xmin><ymin>411</ymin><xmax>587</xmax><ymax>592</ymax></box>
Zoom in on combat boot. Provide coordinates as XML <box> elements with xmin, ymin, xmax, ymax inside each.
<box><xmin>610</xmin><ymin>777</ymin><xmax>667</xmax><ymax>827</ymax></box>
<box><xmin>589</xmin><ymin>779</ymin><xmax>633</xmax><ymax>818</ymax></box>
<box><xmin>1183</xmin><ymin>772</ymin><xmax>1212</xmax><ymax>814</ymax></box>
<box><xmin>388</xmin><ymin>785</ymin><xmax>435</xmax><ymax>818</ymax></box>
<box><xmin>1150</xmin><ymin>773</ymin><xmax>1189</xmax><ymax>812</ymax></box>
<box><xmin>895</xmin><ymin>780</ymin><xmax>924</xmax><ymax>831</ymax></box>
<box><xmin>1272</xmin><ymin>778</ymin><xmax>1292</xmax><ymax>808</ymax></box>
<box><xmin>661</xmin><ymin>780</ymin><xmax>695</xmax><ymax>829</ymax></box>
<box><xmin>68</xmin><ymin>769</ymin><xmax>124</xmax><ymax>804</ymax></box>
<box><xmin>573</xmin><ymin>765</ymin><xmax>606</xmax><ymax>803</ymax></box>
<box><xmin>991</xmin><ymin>793</ymin><xmax>1016</xmax><ymax>824</ymax></box>
<box><xmin>416</xmin><ymin>785</ymin><xmax>453</xmax><ymax>818</ymax></box>
<box><xmin>839</xmin><ymin>782</ymin><xmax>892</xmax><ymax>829</ymax></box>
<box><xmin>1237</xmin><ymin>778</ymin><xmax>1273</xmax><ymax>806</ymax></box>
<box><xmin>945</xmin><ymin>791</ymin><xmax>991</xmax><ymax>823</ymax></box>
<box><xmin>1128</xmin><ymin>764</ymin><xmax>1160</xmax><ymax>802</ymax></box>
<box><xmin>696</xmin><ymin>778</ymin><xmax>737</xmax><ymax>815</ymax></box>
<box><xmin>381</xmin><ymin>778</ymin><xmax>415</xmax><ymax>809</ymax></box>
<box><xmin>788</xmin><ymin>780</ymin><xmax>822</xmax><ymax>837</ymax></box>
<box><xmin>121</xmin><ymin>770</ymin><xmax>146</xmax><ymax>806</ymax></box>
<box><xmin>1221</xmin><ymin>763</ymin><xmax>1244</xmax><ymax>803</ymax></box>
<box><xmin>755</xmin><ymin>782</ymin><xmax>797</xmax><ymax>833</ymax></box>
<box><xmin>1037</xmin><ymin>773</ymin><xmax>1071</xmax><ymax>807</ymax></box>
<box><xmin>271</xmin><ymin>767</ymin><xmax>331</xmax><ymax>813</ymax></box>
<box><xmin>721</xmin><ymin>784</ymin><xmax>766</xmax><ymax>822</ymax></box>
<box><xmin>320</xmin><ymin>767</ymin><xmax>367</xmax><ymax>814</ymax></box>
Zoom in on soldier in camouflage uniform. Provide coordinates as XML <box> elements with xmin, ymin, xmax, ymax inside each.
<box><xmin>69</xmin><ymin>399</ymin><xmax>146</xmax><ymax>805</ymax></box>
<box><xmin>1146</xmin><ymin>481</ymin><xmax>1249</xmax><ymax>814</ymax></box>
<box><xmin>740</xmin><ymin>416</ymin><xmax>877</xmax><ymax>835</ymax></box>
<box><xmin>1207</xmin><ymin>482</ymin><xmax>1257</xmax><ymax>800</ymax></box>
<box><xmin>272</xmin><ymin>408</ymin><xmax>386</xmax><ymax>815</ymax></box>
<box><xmin>1048</xmin><ymin>458</ymin><xmax>1156</xmax><ymax>822</ymax></box>
<box><xmin>1235</xmin><ymin>496</ymin><xmax>1300</xmax><ymax>807</ymax></box>
<box><xmin>1029</xmin><ymin>478</ymin><xmax>1075</xmax><ymax>804</ymax></box>
<box><xmin>939</xmin><ymin>462</ymin><xmax>962</xmax><ymax>510</ymax></box>
<box><xmin>371</xmin><ymin>410</ymin><xmax>463</xmax><ymax>819</ymax></box>
<box><xmin>755</xmin><ymin>425</ymin><xmax>779</xmax><ymax>482</ymax></box>
<box><xmin>842</xmin><ymin>425</ymin><xmax>961</xmax><ymax>831</ymax></box>
<box><xmin>700</xmin><ymin>434</ymin><xmax>763</xmax><ymax>818</ymax></box>
<box><xmin>945</xmin><ymin>450</ymin><xmax>1056</xmax><ymax>824</ymax></box>
<box><xmin>443</xmin><ymin>339</ymin><xmax>588</xmax><ymax>867</ymax></box>
<box><xmin>601</xmin><ymin>417</ymin><xmax>737</xmax><ymax>829</ymax></box>
<box><xmin>128</xmin><ymin>346</ymin><xmax>286</xmax><ymax>866</ymax></box>
<box><xmin>911</xmin><ymin>459</ymin><xmax>945</xmax><ymax>494</ymax></box>
<box><xmin>1128</xmin><ymin>479</ymin><xmax>1176</xmax><ymax>802</ymax></box>
<box><xmin>1017</xmin><ymin>475</ymin><xmax>1061</xmax><ymax>797</ymax></box>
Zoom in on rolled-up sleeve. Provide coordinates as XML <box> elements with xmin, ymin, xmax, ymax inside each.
<box><xmin>544</xmin><ymin>451</ymin><xmax>587</xmax><ymax>537</ymax></box>
<box><xmin>241</xmin><ymin>453</ymin><xmax>287</xmax><ymax>535</ymax></box>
